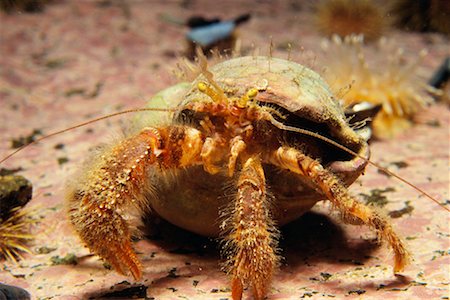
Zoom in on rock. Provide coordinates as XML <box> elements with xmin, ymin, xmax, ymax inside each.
<box><xmin>0</xmin><ymin>283</ymin><xmax>31</xmax><ymax>300</ymax></box>
<box><xmin>0</xmin><ymin>175</ymin><xmax>32</xmax><ymax>220</ymax></box>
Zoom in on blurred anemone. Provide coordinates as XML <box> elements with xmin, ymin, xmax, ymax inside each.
<box><xmin>320</xmin><ymin>35</ymin><xmax>435</xmax><ymax>139</ymax></box>
<box><xmin>315</xmin><ymin>0</ymin><xmax>386</xmax><ymax>42</ymax></box>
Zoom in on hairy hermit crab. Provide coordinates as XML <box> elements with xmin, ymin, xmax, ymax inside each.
<box><xmin>63</xmin><ymin>56</ymin><xmax>409</xmax><ymax>300</ymax></box>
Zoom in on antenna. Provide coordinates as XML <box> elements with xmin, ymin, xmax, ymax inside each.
<box><xmin>265</xmin><ymin>113</ymin><xmax>449</xmax><ymax>212</ymax></box>
<box><xmin>0</xmin><ymin>108</ymin><xmax>176</xmax><ymax>164</ymax></box>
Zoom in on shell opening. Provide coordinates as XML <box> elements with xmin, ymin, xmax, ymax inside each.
<box><xmin>262</xmin><ymin>102</ymin><xmax>365</xmax><ymax>167</ymax></box>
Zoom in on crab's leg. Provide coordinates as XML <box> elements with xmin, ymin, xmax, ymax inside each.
<box><xmin>224</xmin><ymin>156</ymin><xmax>279</xmax><ymax>300</ymax></box>
<box><xmin>266</xmin><ymin>147</ymin><xmax>410</xmax><ymax>273</ymax></box>
<box><xmin>67</xmin><ymin>126</ymin><xmax>204</xmax><ymax>280</ymax></box>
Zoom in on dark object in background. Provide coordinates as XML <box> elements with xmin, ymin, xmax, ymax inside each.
<box><xmin>94</xmin><ymin>284</ymin><xmax>148</xmax><ymax>299</ymax></box>
<box><xmin>0</xmin><ymin>175</ymin><xmax>34</xmax><ymax>262</ymax></box>
<box><xmin>344</xmin><ymin>102</ymin><xmax>382</xmax><ymax>141</ymax></box>
<box><xmin>0</xmin><ymin>175</ymin><xmax>32</xmax><ymax>221</ymax></box>
<box><xmin>186</xmin><ymin>16</ymin><xmax>221</xmax><ymax>28</ymax></box>
<box><xmin>185</xmin><ymin>13</ymin><xmax>251</xmax><ymax>59</ymax></box>
<box><xmin>0</xmin><ymin>283</ymin><xmax>31</xmax><ymax>300</ymax></box>
<box><xmin>390</xmin><ymin>0</ymin><xmax>450</xmax><ymax>34</ymax></box>
<box><xmin>429</xmin><ymin>57</ymin><xmax>449</xmax><ymax>89</ymax></box>
<box><xmin>10</xmin><ymin>129</ymin><xmax>42</xmax><ymax>149</ymax></box>
<box><xmin>429</xmin><ymin>57</ymin><xmax>450</xmax><ymax>103</ymax></box>
<box><xmin>0</xmin><ymin>0</ymin><xmax>51</xmax><ymax>13</ymax></box>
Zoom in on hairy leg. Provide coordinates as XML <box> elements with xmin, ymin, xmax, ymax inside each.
<box><xmin>223</xmin><ymin>156</ymin><xmax>279</xmax><ymax>300</ymax></box>
<box><xmin>67</xmin><ymin>126</ymin><xmax>204</xmax><ymax>279</ymax></box>
<box><xmin>267</xmin><ymin>147</ymin><xmax>410</xmax><ymax>273</ymax></box>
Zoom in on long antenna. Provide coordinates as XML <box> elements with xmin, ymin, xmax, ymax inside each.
<box><xmin>0</xmin><ymin>107</ymin><xmax>176</xmax><ymax>164</ymax></box>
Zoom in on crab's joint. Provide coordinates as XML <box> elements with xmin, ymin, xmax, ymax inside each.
<box><xmin>141</xmin><ymin>127</ymin><xmax>162</xmax><ymax>151</ymax></box>
<box><xmin>154</xmin><ymin>126</ymin><xmax>205</xmax><ymax>168</ymax></box>
<box><xmin>228</xmin><ymin>136</ymin><xmax>246</xmax><ymax>176</ymax></box>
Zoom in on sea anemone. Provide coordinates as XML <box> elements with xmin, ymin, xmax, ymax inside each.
<box><xmin>0</xmin><ymin>207</ymin><xmax>34</xmax><ymax>262</ymax></box>
<box><xmin>320</xmin><ymin>35</ymin><xmax>434</xmax><ymax>139</ymax></box>
<box><xmin>315</xmin><ymin>0</ymin><xmax>386</xmax><ymax>42</ymax></box>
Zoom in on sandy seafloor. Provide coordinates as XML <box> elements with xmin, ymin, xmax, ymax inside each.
<box><xmin>0</xmin><ymin>1</ymin><xmax>449</xmax><ymax>299</ymax></box>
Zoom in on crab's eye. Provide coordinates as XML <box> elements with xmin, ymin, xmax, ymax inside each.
<box><xmin>197</xmin><ymin>81</ymin><xmax>224</xmax><ymax>103</ymax></box>
<box><xmin>237</xmin><ymin>88</ymin><xmax>259</xmax><ymax>108</ymax></box>
<box><xmin>197</xmin><ymin>81</ymin><xmax>207</xmax><ymax>92</ymax></box>
<box><xmin>247</xmin><ymin>88</ymin><xmax>258</xmax><ymax>98</ymax></box>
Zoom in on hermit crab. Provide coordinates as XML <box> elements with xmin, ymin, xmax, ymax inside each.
<box><xmin>57</xmin><ymin>55</ymin><xmax>412</xmax><ymax>300</ymax></box>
